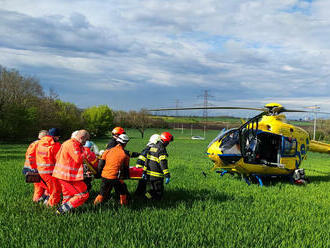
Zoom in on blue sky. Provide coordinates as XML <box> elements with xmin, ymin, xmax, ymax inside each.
<box><xmin>1</xmin><ymin>0</ymin><xmax>330</xmax><ymax>118</ymax></box>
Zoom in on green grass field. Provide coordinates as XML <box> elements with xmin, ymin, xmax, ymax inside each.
<box><xmin>0</xmin><ymin>129</ymin><xmax>329</xmax><ymax>248</ymax></box>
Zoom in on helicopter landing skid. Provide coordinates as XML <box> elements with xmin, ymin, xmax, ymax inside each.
<box><xmin>216</xmin><ymin>170</ymin><xmax>236</xmax><ymax>177</ymax></box>
<box><xmin>245</xmin><ymin>174</ymin><xmax>294</xmax><ymax>187</ymax></box>
<box><xmin>241</xmin><ymin>175</ymin><xmax>264</xmax><ymax>186</ymax></box>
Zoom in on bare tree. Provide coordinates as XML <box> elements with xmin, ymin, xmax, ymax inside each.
<box><xmin>128</xmin><ymin>109</ymin><xmax>152</xmax><ymax>138</ymax></box>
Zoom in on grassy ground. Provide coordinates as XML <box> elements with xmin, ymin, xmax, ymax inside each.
<box><xmin>0</xmin><ymin>128</ymin><xmax>329</xmax><ymax>248</ymax></box>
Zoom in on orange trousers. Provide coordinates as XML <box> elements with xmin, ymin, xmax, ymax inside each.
<box><xmin>58</xmin><ymin>180</ymin><xmax>89</xmax><ymax>208</ymax></box>
<box><xmin>32</xmin><ymin>182</ymin><xmax>48</xmax><ymax>202</ymax></box>
<box><xmin>40</xmin><ymin>174</ymin><xmax>62</xmax><ymax>207</ymax></box>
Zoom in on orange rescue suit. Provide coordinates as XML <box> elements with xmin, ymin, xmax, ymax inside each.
<box><xmin>24</xmin><ymin>140</ymin><xmax>39</xmax><ymax>171</ymax></box>
<box><xmin>24</xmin><ymin>140</ymin><xmax>48</xmax><ymax>202</ymax></box>
<box><xmin>36</xmin><ymin>136</ymin><xmax>61</xmax><ymax>175</ymax></box>
<box><xmin>53</xmin><ymin>138</ymin><xmax>89</xmax><ymax>210</ymax></box>
<box><xmin>101</xmin><ymin>144</ymin><xmax>130</xmax><ymax>179</ymax></box>
<box><xmin>35</xmin><ymin>135</ymin><xmax>62</xmax><ymax>206</ymax></box>
<box><xmin>53</xmin><ymin>138</ymin><xmax>85</xmax><ymax>181</ymax></box>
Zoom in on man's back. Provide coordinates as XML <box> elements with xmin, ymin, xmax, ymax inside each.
<box><xmin>101</xmin><ymin>144</ymin><xmax>129</xmax><ymax>179</ymax></box>
<box><xmin>36</xmin><ymin>136</ymin><xmax>61</xmax><ymax>174</ymax></box>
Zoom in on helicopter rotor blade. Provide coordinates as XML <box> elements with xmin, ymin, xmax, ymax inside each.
<box><xmin>279</xmin><ymin>108</ymin><xmax>309</xmax><ymax>113</ymax></box>
<box><xmin>148</xmin><ymin>106</ymin><xmax>330</xmax><ymax>115</ymax></box>
<box><xmin>280</xmin><ymin>108</ymin><xmax>330</xmax><ymax>115</ymax></box>
<box><xmin>148</xmin><ymin>106</ymin><xmax>266</xmax><ymax>112</ymax></box>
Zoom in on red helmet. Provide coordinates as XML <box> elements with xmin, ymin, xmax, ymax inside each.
<box><xmin>112</xmin><ymin>127</ymin><xmax>125</xmax><ymax>135</ymax></box>
<box><xmin>160</xmin><ymin>132</ymin><xmax>174</xmax><ymax>143</ymax></box>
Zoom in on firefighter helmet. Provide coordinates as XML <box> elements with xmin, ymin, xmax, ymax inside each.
<box><xmin>112</xmin><ymin>127</ymin><xmax>125</xmax><ymax>135</ymax></box>
<box><xmin>160</xmin><ymin>132</ymin><xmax>173</xmax><ymax>143</ymax></box>
<box><xmin>147</xmin><ymin>134</ymin><xmax>161</xmax><ymax>146</ymax></box>
<box><xmin>116</xmin><ymin>134</ymin><xmax>130</xmax><ymax>144</ymax></box>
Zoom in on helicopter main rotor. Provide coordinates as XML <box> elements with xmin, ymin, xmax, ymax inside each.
<box><xmin>148</xmin><ymin>103</ymin><xmax>315</xmax><ymax>115</ymax></box>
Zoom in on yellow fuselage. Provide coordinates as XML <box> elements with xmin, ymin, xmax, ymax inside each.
<box><xmin>207</xmin><ymin>114</ymin><xmax>310</xmax><ymax>176</ymax></box>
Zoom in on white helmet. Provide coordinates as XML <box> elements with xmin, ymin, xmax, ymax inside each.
<box><xmin>147</xmin><ymin>134</ymin><xmax>160</xmax><ymax>146</ymax></box>
<box><xmin>116</xmin><ymin>134</ymin><xmax>130</xmax><ymax>144</ymax></box>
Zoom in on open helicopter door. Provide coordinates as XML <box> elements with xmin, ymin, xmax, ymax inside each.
<box><xmin>240</xmin><ymin>128</ymin><xmax>283</xmax><ymax>166</ymax></box>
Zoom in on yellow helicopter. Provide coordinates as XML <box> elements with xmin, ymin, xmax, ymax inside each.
<box><xmin>149</xmin><ymin>103</ymin><xmax>330</xmax><ymax>186</ymax></box>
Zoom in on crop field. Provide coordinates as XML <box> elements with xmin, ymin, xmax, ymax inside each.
<box><xmin>154</xmin><ymin>116</ymin><xmax>242</xmax><ymax>124</ymax></box>
<box><xmin>0</xmin><ymin>128</ymin><xmax>329</xmax><ymax>248</ymax></box>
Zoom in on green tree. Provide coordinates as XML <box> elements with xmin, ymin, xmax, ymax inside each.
<box><xmin>0</xmin><ymin>65</ymin><xmax>86</xmax><ymax>141</ymax></box>
<box><xmin>52</xmin><ymin>100</ymin><xmax>84</xmax><ymax>138</ymax></box>
<box><xmin>82</xmin><ymin>105</ymin><xmax>114</xmax><ymax>137</ymax></box>
<box><xmin>0</xmin><ymin>66</ymin><xmax>44</xmax><ymax>140</ymax></box>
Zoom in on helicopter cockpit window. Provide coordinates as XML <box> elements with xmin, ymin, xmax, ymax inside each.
<box><xmin>282</xmin><ymin>137</ymin><xmax>297</xmax><ymax>157</ymax></box>
<box><xmin>207</xmin><ymin>128</ymin><xmax>237</xmax><ymax>149</ymax></box>
<box><xmin>219</xmin><ymin>129</ymin><xmax>241</xmax><ymax>155</ymax></box>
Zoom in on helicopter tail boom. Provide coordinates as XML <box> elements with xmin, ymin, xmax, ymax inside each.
<box><xmin>309</xmin><ymin>140</ymin><xmax>330</xmax><ymax>154</ymax></box>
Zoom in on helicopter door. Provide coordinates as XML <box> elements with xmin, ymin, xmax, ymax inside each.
<box><xmin>256</xmin><ymin>132</ymin><xmax>282</xmax><ymax>165</ymax></box>
<box><xmin>241</xmin><ymin>130</ymin><xmax>282</xmax><ymax>165</ymax></box>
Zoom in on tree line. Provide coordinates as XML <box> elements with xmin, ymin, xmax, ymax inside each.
<box><xmin>0</xmin><ymin>66</ymin><xmax>168</xmax><ymax>141</ymax></box>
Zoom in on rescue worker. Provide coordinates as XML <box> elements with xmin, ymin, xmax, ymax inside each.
<box><xmin>83</xmin><ymin>140</ymin><xmax>99</xmax><ymax>191</ymax></box>
<box><xmin>53</xmin><ymin>130</ymin><xmax>90</xmax><ymax>214</ymax></box>
<box><xmin>35</xmin><ymin>128</ymin><xmax>62</xmax><ymax>206</ymax></box>
<box><xmin>134</xmin><ymin>134</ymin><xmax>161</xmax><ymax>197</ymax></box>
<box><xmin>102</xmin><ymin>127</ymin><xmax>138</xmax><ymax>199</ymax></box>
<box><xmin>143</xmin><ymin>131</ymin><xmax>174</xmax><ymax>200</ymax></box>
<box><xmin>94</xmin><ymin>134</ymin><xmax>130</xmax><ymax>206</ymax></box>
<box><xmin>23</xmin><ymin>130</ymin><xmax>49</xmax><ymax>203</ymax></box>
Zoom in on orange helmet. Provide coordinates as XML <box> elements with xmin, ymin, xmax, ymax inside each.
<box><xmin>160</xmin><ymin>132</ymin><xmax>174</xmax><ymax>143</ymax></box>
<box><xmin>112</xmin><ymin>127</ymin><xmax>125</xmax><ymax>135</ymax></box>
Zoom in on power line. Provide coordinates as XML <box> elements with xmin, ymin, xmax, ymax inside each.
<box><xmin>198</xmin><ymin>90</ymin><xmax>213</xmax><ymax>122</ymax></box>
<box><xmin>175</xmin><ymin>99</ymin><xmax>180</xmax><ymax>117</ymax></box>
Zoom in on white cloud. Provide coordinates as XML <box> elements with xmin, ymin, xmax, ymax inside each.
<box><xmin>0</xmin><ymin>0</ymin><xmax>329</xmax><ymax>112</ymax></box>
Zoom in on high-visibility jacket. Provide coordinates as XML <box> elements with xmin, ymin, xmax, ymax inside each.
<box><xmin>101</xmin><ymin>144</ymin><xmax>130</xmax><ymax>179</ymax></box>
<box><xmin>53</xmin><ymin>138</ymin><xmax>85</xmax><ymax>181</ymax></box>
<box><xmin>23</xmin><ymin>140</ymin><xmax>39</xmax><ymax>171</ymax></box>
<box><xmin>136</xmin><ymin>146</ymin><xmax>150</xmax><ymax>168</ymax></box>
<box><xmin>36</xmin><ymin>136</ymin><xmax>61</xmax><ymax>175</ymax></box>
<box><xmin>84</xmin><ymin>147</ymin><xmax>98</xmax><ymax>169</ymax></box>
<box><xmin>144</xmin><ymin>141</ymin><xmax>170</xmax><ymax>181</ymax></box>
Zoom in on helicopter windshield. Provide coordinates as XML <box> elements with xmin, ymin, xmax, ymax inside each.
<box><xmin>219</xmin><ymin>129</ymin><xmax>241</xmax><ymax>155</ymax></box>
<box><xmin>207</xmin><ymin>128</ymin><xmax>237</xmax><ymax>149</ymax></box>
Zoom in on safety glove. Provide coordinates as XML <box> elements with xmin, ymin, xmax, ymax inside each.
<box><xmin>165</xmin><ymin>177</ymin><xmax>170</xmax><ymax>184</ymax></box>
<box><xmin>130</xmin><ymin>152</ymin><xmax>140</xmax><ymax>158</ymax></box>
